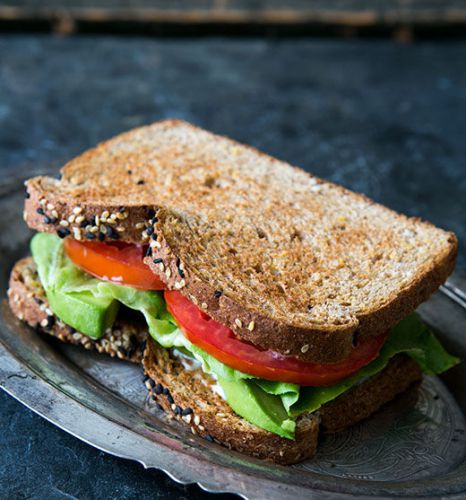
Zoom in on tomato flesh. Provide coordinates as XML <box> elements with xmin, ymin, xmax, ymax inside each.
<box><xmin>64</xmin><ymin>238</ymin><xmax>387</xmax><ymax>386</ymax></box>
<box><xmin>165</xmin><ymin>290</ymin><xmax>387</xmax><ymax>386</ymax></box>
<box><xmin>64</xmin><ymin>239</ymin><xmax>165</xmax><ymax>290</ymax></box>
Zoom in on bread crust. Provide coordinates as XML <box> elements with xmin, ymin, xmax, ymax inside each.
<box><xmin>143</xmin><ymin>338</ymin><xmax>422</xmax><ymax>464</ymax></box>
<box><xmin>23</xmin><ymin>119</ymin><xmax>458</xmax><ymax>363</ymax></box>
<box><xmin>143</xmin><ymin>337</ymin><xmax>320</xmax><ymax>465</ymax></box>
<box><xmin>145</xmin><ymin>208</ymin><xmax>457</xmax><ymax>363</ymax></box>
<box><xmin>319</xmin><ymin>355</ymin><xmax>422</xmax><ymax>432</ymax></box>
<box><xmin>7</xmin><ymin>256</ymin><xmax>424</xmax><ymax>465</ymax></box>
<box><xmin>8</xmin><ymin>257</ymin><xmax>145</xmax><ymax>363</ymax></box>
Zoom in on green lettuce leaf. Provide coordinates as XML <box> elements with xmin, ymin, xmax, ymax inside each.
<box><xmin>31</xmin><ymin>232</ymin><xmax>459</xmax><ymax>440</ymax></box>
<box><xmin>290</xmin><ymin>314</ymin><xmax>459</xmax><ymax>416</ymax></box>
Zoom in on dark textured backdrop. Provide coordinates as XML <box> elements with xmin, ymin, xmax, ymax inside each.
<box><xmin>0</xmin><ymin>36</ymin><xmax>465</xmax><ymax>498</ymax></box>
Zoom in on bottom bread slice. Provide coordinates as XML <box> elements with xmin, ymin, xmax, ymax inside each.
<box><xmin>7</xmin><ymin>257</ymin><xmax>146</xmax><ymax>363</ymax></box>
<box><xmin>8</xmin><ymin>257</ymin><xmax>423</xmax><ymax>464</ymax></box>
<box><xmin>143</xmin><ymin>338</ymin><xmax>422</xmax><ymax>465</ymax></box>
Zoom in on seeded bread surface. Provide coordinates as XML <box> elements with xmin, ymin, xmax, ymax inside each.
<box><xmin>143</xmin><ymin>338</ymin><xmax>422</xmax><ymax>464</ymax></box>
<box><xmin>8</xmin><ymin>257</ymin><xmax>145</xmax><ymax>362</ymax></box>
<box><xmin>24</xmin><ymin>120</ymin><xmax>457</xmax><ymax>363</ymax></box>
<box><xmin>143</xmin><ymin>338</ymin><xmax>319</xmax><ymax>464</ymax></box>
<box><xmin>7</xmin><ymin>257</ymin><xmax>423</xmax><ymax>464</ymax></box>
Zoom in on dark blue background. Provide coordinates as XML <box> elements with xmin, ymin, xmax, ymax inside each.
<box><xmin>0</xmin><ymin>36</ymin><xmax>464</xmax><ymax>499</ymax></box>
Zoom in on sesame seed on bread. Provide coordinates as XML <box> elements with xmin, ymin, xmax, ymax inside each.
<box><xmin>143</xmin><ymin>337</ymin><xmax>319</xmax><ymax>465</ymax></box>
<box><xmin>143</xmin><ymin>338</ymin><xmax>422</xmax><ymax>464</ymax></box>
<box><xmin>8</xmin><ymin>257</ymin><xmax>146</xmax><ymax>363</ymax></box>
<box><xmin>23</xmin><ymin>120</ymin><xmax>457</xmax><ymax>363</ymax></box>
<box><xmin>7</xmin><ymin>258</ymin><xmax>423</xmax><ymax>465</ymax></box>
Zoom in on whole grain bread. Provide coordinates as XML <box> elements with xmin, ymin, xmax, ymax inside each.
<box><xmin>7</xmin><ymin>256</ymin><xmax>423</xmax><ymax>465</ymax></box>
<box><xmin>8</xmin><ymin>257</ymin><xmax>145</xmax><ymax>363</ymax></box>
<box><xmin>143</xmin><ymin>338</ymin><xmax>422</xmax><ymax>464</ymax></box>
<box><xmin>319</xmin><ymin>354</ymin><xmax>422</xmax><ymax>432</ymax></box>
<box><xmin>143</xmin><ymin>337</ymin><xmax>319</xmax><ymax>464</ymax></box>
<box><xmin>23</xmin><ymin>120</ymin><xmax>457</xmax><ymax>363</ymax></box>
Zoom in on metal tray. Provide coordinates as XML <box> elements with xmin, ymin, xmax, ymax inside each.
<box><xmin>1</xmin><ymin>172</ymin><xmax>465</xmax><ymax>499</ymax></box>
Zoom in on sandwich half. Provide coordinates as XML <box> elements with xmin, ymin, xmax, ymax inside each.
<box><xmin>8</xmin><ymin>120</ymin><xmax>459</xmax><ymax>464</ymax></box>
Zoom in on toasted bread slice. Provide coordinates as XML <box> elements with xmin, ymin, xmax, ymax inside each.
<box><xmin>319</xmin><ymin>353</ymin><xmax>422</xmax><ymax>433</ymax></box>
<box><xmin>143</xmin><ymin>338</ymin><xmax>320</xmax><ymax>464</ymax></box>
<box><xmin>24</xmin><ymin>120</ymin><xmax>457</xmax><ymax>363</ymax></box>
<box><xmin>8</xmin><ymin>257</ymin><xmax>145</xmax><ymax>362</ymax></box>
<box><xmin>7</xmin><ymin>255</ymin><xmax>423</xmax><ymax>464</ymax></box>
<box><xmin>143</xmin><ymin>338</ymin><xmax>422</xmax><ymax>464</ymax></box>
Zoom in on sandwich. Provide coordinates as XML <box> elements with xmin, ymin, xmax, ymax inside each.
<box><xmin>8</xmin><ymin>120</ymin><xmax>459</xmax><ymax>464</ymax></box>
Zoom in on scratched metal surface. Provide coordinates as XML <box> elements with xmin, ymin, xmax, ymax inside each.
<box><xmin>1</xmin><ymin>172</ymin><xmax>466</xmax><ymax>498</ymax></box>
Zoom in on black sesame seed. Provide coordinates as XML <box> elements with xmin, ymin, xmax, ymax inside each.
<box><xmin>57</xmin><ymin>228</ymin><xmax>71</xmax><ymax>238</ymax></box>
<box><xmin>146</xmin><ymin>208</ymin><xmax>156</xmax><ymax>219</ymax></box>
<box><xmin>85</xmin><ymin>232</ymin><xmax>96</xmax><ymax>240</ymax></box>
<box><xmin>106</xmin><ymin>226</ymin><xmax>119</xmax><ymax>240</ymax></box>
<box><xmin>214</xmin><ymin>290</ymin><xmax>222</xmax><ymax>299</ymax></box>
<box><xmin>139</xmin><ymin>339</ymin><xmax>147</xmax><ymax>353</ymax></box>
<box><xmin>307</xmin><ymin>304</ymin><xmax>314</xmax><ymax>311</ymax></box>
<box><xmin>25</xmin><ymin>190</ymin><xmax>30</xmax><ymax>199</ymax></box>
<box><xmin>162</xmin><ymin>387</ymin><xmax>169</xmax><ymax>395</ymax></box>
<box><xmin>43</xmin><ymin>216</ymin><xmax>52</xmax><ymax>224</ymax></box>
<box><xmin>33</xmin><ymin>297</ymin><xmax>43</xmax><ymax>305</ymax></box>
<box><xmin>137</xmin><ymin>180</ymin><xmax>145</xmax><ymax>185</ymax></box>
<box><xmin>152</xmin><ymin>216</ymin><xmax>159</xmax><ymax>223</ymax></box>
<box><xmin>181</xmin><ymin>408</ymin><xmax>193</xmax><ymax>416</ymax></box>
<box><xmin>145</xmin><ymin>246</ymin><xmax>152</xmax><ymax>257</ymax></box>
<box><xmin>36</xmin><ymin>207</ymin><xmax>45</xmax><ymax>215</ymax></box>
<box><xmin>156</xmin><ymin>403</ymin><xmax>164</xmax><ymax>412</ymax></box>
<box><xmin>98</xmin><ymin>232</ymin><xmax>105</xmax><ymax>242</ymax></box>
<box><xmin>68</xmin><ymin>326</ymin><xmax>76</xmax><ymax>334</ymax></box>
<box><xmin>46</xmin><ymin>315</ymin><xmax>55</xmax><ymax>327</ymax></box>
<box><xmin>150</xmin><ymin>233</ymin><xmax>157</xmax><ymax>241</ymax></box>
<box><xmin>176</xmin><ymin>258</ymin><xmax>185</xmax><ymax>279</ymax></box>
<box><xmin>50</xmin><ymin>217</ymin><xmax>58</xmax><ymax>224</ymax></box>
<box><xmin>154</xmin><ymin>383</ymin><xmax>163</xmax><ymax>395</ymax></box>
<box><xmin>167</xmin><ymin>394</ymin><xmax>174</xmax><ymax>405</ymax></box>
<box><xmin>117</xmin><ymin>346</ymin><xmax>125</xmax><ymax>354</ymax></box>
<box><xmin>143</xmin><ymin>375</ymin><xmax>149</xmax><ymax>383</ymax></box>
<box><xmin>118</xmin><ymin>206</ymin><xmax>125</xmax><ymax>213</ymax></box>
<box><xmin>205</xmin><ymin>434</ymin><xmax>214</xmax><ymax>443</ymax></box>
<box><xmin>174</xmin><ymin>405</ymin><xmax>182</xmax><ymax>415</ymax></box>
<box><xmin>153</xmin><ymin>258</ymin><xmax>163</xmax><ymax>264</ymax></box>
<box><xmin>146</xmin><ymin>226</ymin><xmax>154</xmax><ymax>236</ymax></box>
<box><xmin>80</xmin><ymin>219</ymin><xmax>89</xmax><ymax>228</ymax></box>
<box><xmin>146</xmin><ymin>378</ymin><xmax>155</xmax><ymax>388</ymax></box>
<box><xmin>152</xmin><ymin>394</ymin><xmax>158</xmax><ymax>402</ymax></box>
<box><xmin>127</xmin><ymin>169</ymin><xmax>132</xmax><ymax>175</ymax></box>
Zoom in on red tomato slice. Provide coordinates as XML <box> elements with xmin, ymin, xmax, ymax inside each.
<box><xmin>64</xmin><ymin>239</ymin><xmax>166</xmax><ymax>290</ymax></box>
<box><xmin>165</xmin><ymin>290</ymin><xmax>387</xmax><ymax>386</ymax></box>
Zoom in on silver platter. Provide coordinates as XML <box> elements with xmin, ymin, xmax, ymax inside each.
<box><xmin>1</xmin><ymin>171</ymin><xmax>465</xmax><ymax>499</ymax></box>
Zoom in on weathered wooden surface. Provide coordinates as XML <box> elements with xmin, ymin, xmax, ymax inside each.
<box><xmin>0</xmin><ymin>36</ymin><xmax>465</xmax><ymax>499</ymax></box>
<box><xmin>2</xmin><ymin>0</ymin><xmax>466</xmax><ymax>26</ymax></box>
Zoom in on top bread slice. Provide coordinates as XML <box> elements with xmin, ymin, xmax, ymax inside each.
<box><xmin>23</xmin><ymin>120</ymin><xmax>457</xmax><ymax>363</ymax></box>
